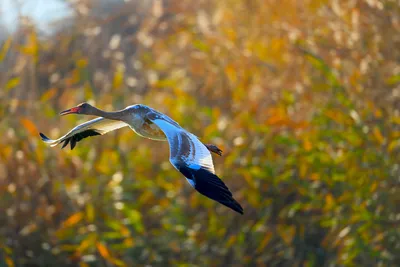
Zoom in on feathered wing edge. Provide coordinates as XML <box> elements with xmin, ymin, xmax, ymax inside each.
<box><xmin>39</xmin><ymin>117</ymin><xmax>128</xmax><ymax>150</ymax></box>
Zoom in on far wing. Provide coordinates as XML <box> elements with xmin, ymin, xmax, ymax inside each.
<box><xmin>147</xmin><ymin>111</ymin><xmax>243</xmax><ymax>214</ymax></box>
<box><xmin>146</xmin><ymin>111</ymin><xmax>215</xmax><ymax>173</ymax></box>
<box><xmin>40</xmin><ymin>117</ymin><xmax>128</xmax><ymax>150</ymax></box>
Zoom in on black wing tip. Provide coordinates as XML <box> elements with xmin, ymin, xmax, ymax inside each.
<box><xmin>219</xmin><ymin>196</ymin><xmax>244</xmax><ymax>214</ymax></box>
<box><xmin>231</xmin><ymin>201</ymin><xmax>244</xmax><ymax>214</ymax></box>
<box><xmin>179</xmin><ymin>165</ymin><xmax>244</xmax><ymax>214</ymax></box>
<box><xmin>39</xmin><ymin>132</ymin><xmax>50</xmax><ymax>141</ymax></box>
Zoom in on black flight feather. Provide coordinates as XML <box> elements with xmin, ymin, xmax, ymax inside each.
<box><xmin>65</xmin><ymin>129</ymin><xmax>101</xmax><ymax>150</ymax></box>
<box><xmin>40</xmin><ymin>130</ymin><xmax>101</xmax><ymax>150</ymax></box>
<box><xmin>178</xmin><ymin>165</ymin><xmax>244</xmax><ymax>214</ymax></box>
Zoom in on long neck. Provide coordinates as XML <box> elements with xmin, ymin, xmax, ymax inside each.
<box><xmin>89</xmin><ymin>106</ymin><xmax>126</xmax><ymax>120</ymax></box>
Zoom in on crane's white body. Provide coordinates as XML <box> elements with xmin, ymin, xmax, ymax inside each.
<box><xmin>40</xmin><ymin>104</ymin><xmax>243</xmax><ymax>214</ymax></box>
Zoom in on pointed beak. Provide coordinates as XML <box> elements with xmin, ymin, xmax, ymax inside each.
<box><xmin>60</xmin><ymin>106</ymin><xmax>80</xmax><ymax>116</ymax></box>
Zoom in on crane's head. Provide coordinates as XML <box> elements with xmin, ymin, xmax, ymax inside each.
<box><xmin>60</xmin><ymin>102</ymin><xmax>92</xmax><ymax>116</ymax></box>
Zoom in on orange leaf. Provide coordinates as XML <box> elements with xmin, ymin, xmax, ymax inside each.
<box><xmin>20</xmin><ymin>118</ymin><xmax>38</xmax><ymax>136</ymax></box>
<box><xmin>5</xmin><ymin>256</ymin><xmax>15</xmax><ymax>267</ymax></box>
<box><xmin>62</xmin><ymin>212</ymin><xmax>83</xmax><ymax>228</ymax></box>
<box><xmin>310</xmin><ymin>173</ymin><xmax>319</xmax><ymax>180</ymax></box>
<box><xmin>225</xmin><ymin>64</ymin><xmax>236</xmax><ymax>84</ymax></box>
<box><xmin>325</xmin><ymin>194</ymin><xmax>334</xmax><ymax>210</ymax></box>
<box><xmin>96</xmin><ymin>242</ymin><xmax>112</xmax><ymax>260</ymax></box>
<box><xmin>373</xmin><ymin>126</ymin><xmax>385</xmax><ymax>144</ymax></box>
<box><xmin>303</xmin><ymin>138</ymin><xmax>312</xmax><ymax>151</ymax></box>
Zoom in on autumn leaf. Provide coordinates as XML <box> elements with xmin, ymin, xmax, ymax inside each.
<box><xmin>372</xmin><ymin>126</ymin><xmax>385</xmax><ymax>144</ymax></box>
<box><xmin>113</xmin><ymin>67</ymin><xmax>124</xmax><ymax>89</ymax></box>
<box><xmin>86</xmin><ymin>204</ymin><xmax>95</xmax><ymax>223</ymax></box>
<box><xmin>5</xmin><ymin>77</ymin><xmax>20</xmax><ymax>92</ymax></box>
<box><xmin>303</xmin><ymin>138</ymin><xmax>312</xmax><ymax>151</ymax></box>
<box><xmin>5</xmin><ymin>256</ymin><xmax>14</xmax><ymax>267</ymax></box>
<box><xmin>62</xmin><ymin>212</ymin><xmax>83</xmax><ymax>228</ymax></box>
<box><xmin>0</xmin><ymin>37</ymin><xmax>12</xmax><ymax>62</ymax></box>
<box><xmin>40</xmin><ymin>88</ymin><xmax>58</xmax><ymax>102</ymax></box>
<box><xmin>96</xmin><ymin>242</ymin><xmax>112</xmax><ymax>260</ymax></box>
<box><xmin>20</xmin><ymin>118</ymin><xmax>38</xmax><ymax>136</ymax></box>
<box><xmin>256</xmin><ymin>232</ymin><xmax>272</xmax><ymax>253</ymax></box>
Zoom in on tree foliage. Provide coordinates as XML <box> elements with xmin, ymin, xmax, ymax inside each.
<box><xmin>0</xmin><ymin>0</ymin><xmax>399</xmax><ymax>266</ymax></box>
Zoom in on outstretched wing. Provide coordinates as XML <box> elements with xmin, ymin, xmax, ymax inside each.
<box><xmin>147</xmin><ymin>110</ymin><xmax>243</xmax><ymax>214</ymax></box>
<box><xmin>40</xmin><ymin>117</ymin><xmax>128</xmax><ymax>150</ymax></box>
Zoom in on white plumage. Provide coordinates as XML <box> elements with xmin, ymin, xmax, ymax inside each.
<box><xmin>40</xmin><ymin>103</ymin><xmax>243</xmax><ymax>214</ymax></box>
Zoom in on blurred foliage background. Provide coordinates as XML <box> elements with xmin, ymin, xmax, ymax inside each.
<box><xmin>0</xmin><ymin>0</ymin><xmax>399</xmax><ymax>266</ymax></box>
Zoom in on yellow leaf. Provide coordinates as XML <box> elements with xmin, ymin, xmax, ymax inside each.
<box><xmin>278</xmin><ymin>225</ymin><xmax>295</xmax><ymax>245</ymax></box>
<box><xmin>393</xmin><ymin>116</ymin><xmax>400</xmax><ymax>125</ymax></box>
<box><xmin>374</xmin><ymin>109</ymin><xmax>383</xmax><ymax>118</ymax></box>
<box><xmin>388</xmin><ymin>140</ymin><xmax>399</xmax><ymax>152</ymax></box>
<box><xmin>257</xmin><ymin>232</ymin><xmax>272</xmax><ymax>252</ymax></box>
<box><xmin>373</xmin><ymin>126</ymin><xmax>385</xmax><ymax>144</ymax></box>
<box><xmin>96</xmin><ymin>242</ymin><xmax>112</xmax><ymax>260</ymax></box>
<box><xmin>5</xmin><ymin>77</ymin><xmax>20</xmax><ymax>92</ymax></box>
<box><xmin>113</xmin><ymin>68</ymin><xmax>124</xmax><ymax>89</ymax></box>
<box><xmin>1</xmin><ymin>146</ymin><xmax>12</xmax><ymax>159</ymax></box>
<box><xmin>40</xmin><ymin>88</ymin><xmax>58</xmax><ymax>102</ymax></box>
<box><xmin>0</xmin><ymin>37</ymin><xmax>12</xmax><ymax>62</ymax></box>
<box><xmin>79</xmin><ymin>263</ymin><xmax>90</xmax><ymax>267</ymax></box>
<box><xmin>110</xmin><ymin>258</ymin><xmax>127</xmax><ymax>267</ymax></box>
<box><xmin>123</xmin><ymin>237</ymin><xmax>134</xmax><ymax>247</ymax></box>
<box><xmin>84</xmin><ymin>82</ymin><xmax>94</xmax><ymax>99</ymax></box>
<box><xmin>370</xmin><ymin>182</ymin><xmax>378</xmax><ymax>192</ymax></box>
<box><xmin>86</xmin><ymin>204</ymin><xmax>95</xmax><ymax>223</ymax></box>
<box><xmin>77</xmin><ymin>234</ymin><xmax>96</xmax><ymax>253</ymax></box>
<box><xmin>62</xmin><ymin>212</ymin><xmax>83</xmax><ymax>228</ymax></box>
<box><xmin>20</xmin><ymin>118</ymin><xmax>38</xmax><ymax>136</ymax></box>
<box><xmin>76</xmin><ymin>58</ymin><xmax>88</xmax><ymax>68</ymax></box>
<box><xmin>299</xmin><ymin>163</ymin><xmax>307</xmax><ymax>178</ymax></box>
<box><xmin>20</xmin><ymin>31</ymin><xmax>38</xmax><ymax>59</ymax></box>
<box><xmin>1</xmin><ymin>245</ymin><xmax>12</xmax><ymax>255</ymax></box>
<box><xmin>226</xmin><ymin>235</ymin><xmax>237</xmax><ymax>248</ymax></box>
